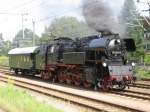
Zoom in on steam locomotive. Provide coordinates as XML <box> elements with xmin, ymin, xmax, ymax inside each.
<box><xmin>8</xmin><ymin>33</ymin><xmax>136</xmax><ymax>90</ymax></box>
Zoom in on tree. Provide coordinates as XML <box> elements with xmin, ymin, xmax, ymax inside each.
<box><xmin>0</xmin><ymin>33</ymin><xmax>12</xmax><ymax>55</ymax></box>
<box><xmin>120</xmin><ymin>0</ymin><xmax>137</xmax><ymax>28</ymax></box>
<box><xmin>143</xmin><ymin>17</ymin><xmax>150</xmax><ymax>31</ymax></box>
<box><xmin>0</xmin><ymin>34</ymin><xmax>4</xmax><ymax>52</ymax></box>
<box><xmin>2</xmin><ymin>41</ymin><xmax>11</xmax><ymax>55</ymax></box>
<box><xmin>40</xmin><ymin>16</ymin><xmax>95</xmax><ymax>44</ymax></box>
<box><xmin>120</xmin><ymin>0</ymin><xmax>145</xmax><ymax>62</ymax></box>
<box><xmin>12</xmin><ymin>28</ymin><xmax>39</xmax><ymax>48</ymax></box>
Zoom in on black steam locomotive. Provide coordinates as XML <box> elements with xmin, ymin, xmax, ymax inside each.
<box><xmin>9</xmin><ymin>33</ymin><xmax>136</xmax><ymax>90</ymax></box>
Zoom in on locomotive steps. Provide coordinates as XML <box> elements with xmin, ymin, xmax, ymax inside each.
<box><xmin>0</xmin><ymin>70</ymin><xmax>150</xmax><ymax>111</ymax></box>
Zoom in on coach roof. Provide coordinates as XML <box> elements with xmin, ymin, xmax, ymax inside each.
<box><xmin>8</xmin><ymin>46</ymin><xmax>40</xmax><ymax>55</ymax></box>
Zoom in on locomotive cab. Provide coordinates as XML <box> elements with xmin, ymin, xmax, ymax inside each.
<box><xmin>46</xmin><ymin>37</ymin><xmax>74</xmax><ymax>64</ymax></box>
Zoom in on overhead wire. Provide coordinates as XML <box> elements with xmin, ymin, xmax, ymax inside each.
<box><xmin>0</xmin><ymin>0</ymin><xmax>83</xmax><ymax>24</ymax></box>
<box><xmin>36</xmin><ymin>0</ymin><xmax>100</xmax><ymax>23</ymax></box>
<box><xmin>6</xmin><ymin>0</ymin><xmax>145</xmax><ymax>38</ymax></box>
<box><xmin>38</xmin><ymin>7</ymin><xmax>82</xmax><ymax>22</ymax></box>
<box><xmin>0</xmin><ymin>0</ymin><xmax>99</xmax><ymax>23</ymax></box>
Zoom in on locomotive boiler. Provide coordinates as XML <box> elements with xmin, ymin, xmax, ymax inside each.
<box><xmin>8</xmin><ymin>34</ymin><xmax>136</xmax><ymax>90</ymax></box>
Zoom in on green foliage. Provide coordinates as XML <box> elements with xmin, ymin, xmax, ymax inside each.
<box><xmin>0</xmin><ymin>35</ymin><xmax>11</xmax><ymax>55</ymax></box>
<box><xmin>13</xmin><ymin>28</ymin><xmax>39</xmax><ymax>47</ymax></box>
<box><xmin>0</xmin><ymin>56</ymin><xmax>9</xmax><ymax>67</ymax></box>
<box><xmin>40</xmin><ymin>16</ymin><xmax>94</xmax><ymax>43</ymax></box>
<box><xmin>127</xmin><ymin>25</ymin><xmax>145</xmax><ymax>61</ymax></box>
<box><xmin>136</xmin><ymin>68</ymin><xmax>150</xmax><ymax>79</ymax></box>
<box><xmin>0</xmin><ymin>84</ymin><xmax>63</xmax><ymax>112</ymax></box>
<box><xmin>2</xmin><ymin>41</ymin><xmax>12</xmax><ymax>55</ymax></box>
<box><xmin>15</xmin><ymin>29</ymin><xmax>37</xmax><ymax>40</ymax></box>
<box><xmin>120</xmin><ymin>0</ymin><xmax>136</xmax><ymax>26</ymax></box>
<box><xmin>144</xmin><ymin>54</ymin><xmax>150</xmax><ymax>64</ymax></box>
<box><xmin>120</xmin><ymin>0</ymin><xmax>145</xmax><ymax>61</ymax></box>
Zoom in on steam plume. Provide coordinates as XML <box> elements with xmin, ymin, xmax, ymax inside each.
<box><xmin>82</xmin><ymin>0</ymin><xmax>122</xmax><ymax>35</ymax></box>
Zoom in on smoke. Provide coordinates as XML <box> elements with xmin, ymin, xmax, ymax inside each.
<box><xmin>82</xmin><ymin>0</ymin><xmax>125</xmax><ymax>36</ymax></box>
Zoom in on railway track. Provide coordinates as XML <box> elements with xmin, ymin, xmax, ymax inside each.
<box><xmin>128</xmin><ymin>80</ymin><xmax>150</xmax><ymax>89</ymax></box>
<box><xmin>141</xmin><ymin>78</ymin><xmax>150</xmax><ymax>81</ymax></box>
<box><xmin>0</xmin><ymin>71</ymin><xmax>139</xmax><ymax>112</ymax></box>
<box><xmin>0</xmin><ymin>69</ymin><xmax>150</xmax><ymax>111</ymax></box>
<box><xmin>2</xmin><ymin>69</ymin><xmax>150</xmax><ymax>101</ymax></box>
<box><xmin>131</xmin><ymin>83</ymin><xmax>150</xmax><ymax>89</ymax></box>
<box><xmin>111</xmin><ymin>89</ymin><xmax>150</xmax><ymax>101</ymax></box>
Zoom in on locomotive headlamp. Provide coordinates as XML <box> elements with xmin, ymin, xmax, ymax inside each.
<box><xmin>131</xmin><ymin>62</ymin><xmax>135</xmax><ymax>67</ymax></box>
<box><xmin>117</xmin><ymin>39</ymin><xmax>121</xmax><ymax>43</ymax></box>
<box><xmin>102</xmin><ymin>62</ymin><xmax>107</xmax><ymax>67</ymax></box>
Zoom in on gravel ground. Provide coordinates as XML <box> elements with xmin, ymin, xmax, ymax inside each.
<box><xmin>136</xmin><ymin>81</ymin><xmax>150</xmax><ymax>85</ymax></box>
<box><xmin>129</xmin><ymin>86</ymin><xmax>150</xmax><ymax>94</ymax></box>
<box><xmin>28</xmin><ymin>90</ymin><xmax>99</xmax><ymax>112</ymax></box>
<box><xmin>0</xmin><ymin>109</ymin><xmax>5</xmax><ymax>112</ymax></box>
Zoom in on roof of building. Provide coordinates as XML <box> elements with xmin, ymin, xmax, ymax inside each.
<box><xmin>8</xmin><ymin>46</ymin><xmax>40</xmax><ymax>55</ymax></box>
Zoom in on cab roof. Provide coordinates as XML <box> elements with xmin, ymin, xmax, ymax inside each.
<box><xmin>8</xmin><ymin>46</ymin><xmax>40</xmax><ymax>55</ymax></box>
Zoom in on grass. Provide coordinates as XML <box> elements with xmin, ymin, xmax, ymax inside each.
<box><xmin>0</xmin><ymin>55</ymin><xmax>9</xmax><ymax>67</ymax></box>
<box><xmin>136</xmin><ymin>68</ymin><xmax>150</xmax><ymax>79</ymax></box>
<box><xmin>0</xmin><ymin>83</ymin><xmax>63</xmax><ymax>112</ymax></box>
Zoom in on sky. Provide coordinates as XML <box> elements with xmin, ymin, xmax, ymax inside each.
<box><xmin>0</xmin><ymin>0</ymin><xmax>148</xmax><ymax>41</ymax></box>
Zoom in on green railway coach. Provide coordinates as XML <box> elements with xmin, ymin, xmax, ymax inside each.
<box><xmin>8</xmin><ymin>46</ymin><xmax>45</xmax><ymax>74</ymax></box>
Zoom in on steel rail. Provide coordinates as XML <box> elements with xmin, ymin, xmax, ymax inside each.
<box><xmin>0</xmin><ymin>69</ymin><xmax>144</xmax><ymax>112</ymax></box>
